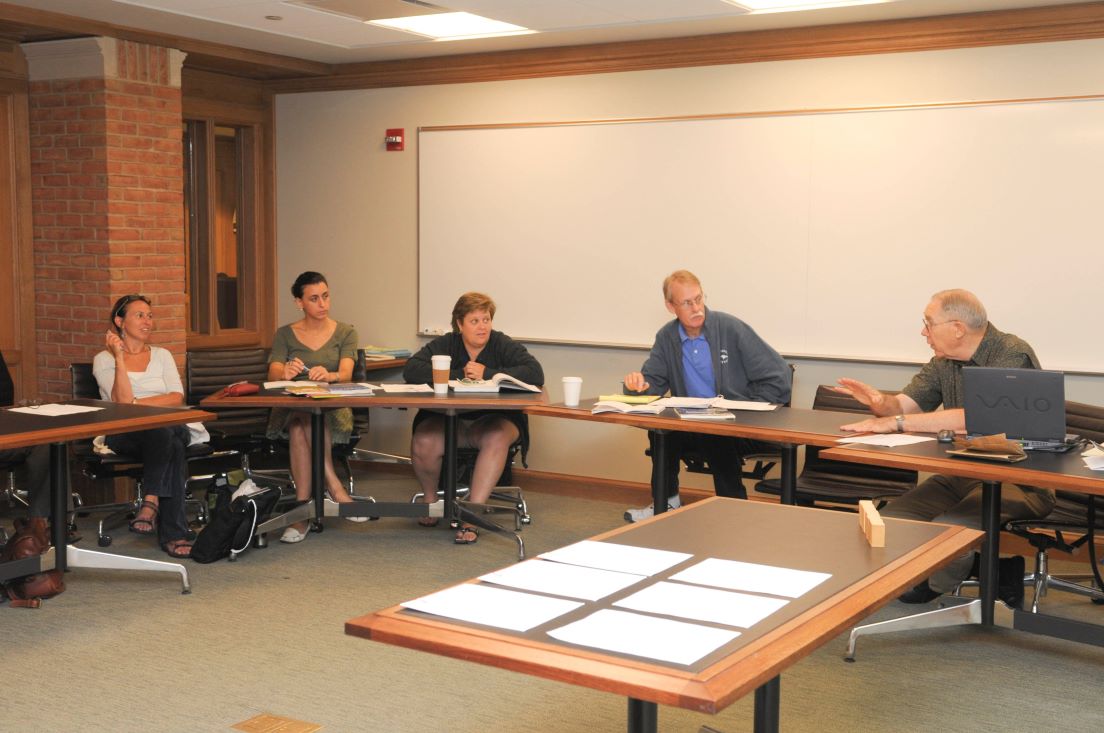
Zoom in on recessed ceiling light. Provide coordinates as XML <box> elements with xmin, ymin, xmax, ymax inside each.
<box><xmin>367</xmin><ymin>12</ymin><xmax>534</xmax><ymax>41</ymax></box>
<box><xmin>724</xmin><ymin>0</ymin><xmax>891</xmax><ymax>13</ymax></box>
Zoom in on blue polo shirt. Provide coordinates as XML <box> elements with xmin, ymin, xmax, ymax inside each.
<box><xmin>679</xmin><ymin>323</ymin><xmax>716</xmax><ymax>398</ymax></box>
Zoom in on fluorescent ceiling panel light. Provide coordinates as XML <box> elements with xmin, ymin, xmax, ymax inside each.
<box><xmin>724</xmin><ymin>0</ymin><xmax>891</xmax><ymax>13</ymax></box>
<box><xmin>367</xmin><ymin>12</ymin><xmax>534</xmax><ymax>41</ymax></box>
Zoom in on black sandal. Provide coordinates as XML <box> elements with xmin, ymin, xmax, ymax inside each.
<box><xmin>453</xmin><ymin>525</ymin><xmax>479</xmax><ymax>545</ymax></box>
<box><xmin>128</xmin><ymin>500</ymin><xmax>158</xmax><ymax>535</ymax></box>
<box><xmin>162</xmin><ymin>539</ymin><xmax>193</xmax><ymax>558</ymax></box>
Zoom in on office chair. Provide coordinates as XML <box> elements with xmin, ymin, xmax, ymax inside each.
<box><xmin>645</xmin><ymin>365</ymin><xmax>796</xmax><ymax>491</ymax></box>
<box><xmin>755</xmin><ymin>385</ymin><xmax>917</xmax><ymax>507</ymax></box>
<box><xmin>411</xmin><ymin>416</ymin><xmax>532</xmax><ymax>530</ymax></box>
<box><xmin>70</xmin><ymin>363</ymin><xmax>210</xmax><ymax>547</ymax></box>
<box><xmin>998</xmin><ymin>400</ymin><xmax>1104</xmax><ymax>612</ymax></box>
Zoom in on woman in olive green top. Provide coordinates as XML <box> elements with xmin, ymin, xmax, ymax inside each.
<box><xmin>267</xmin><ymin>271</ymin><xmax>366</xmax><ymax>544</ymax></box>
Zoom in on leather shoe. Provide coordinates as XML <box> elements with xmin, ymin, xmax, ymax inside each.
<box><xmin>997</xmin><ymin>555</ymin><xmax>1026</xmax><ymax>609</ymax></box>
<box><xmin>898</xmin><ymin>579</ymin><xmax>941</xmax><ymax>604</ymax></box>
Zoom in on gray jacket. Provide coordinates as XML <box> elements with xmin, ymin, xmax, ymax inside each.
<box><xmin>636</xmin><ymin>309</ymin><xmax>791</xmax><ymax>404</ymax></box>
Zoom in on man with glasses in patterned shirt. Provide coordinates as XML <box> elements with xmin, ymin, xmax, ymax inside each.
<box><xmin>836</xmin><ymin>288</ymin><xmax>1053</xmax><ymax>606</ymax></box>
<box><xmin>622</xmin><ymin>270</ymin><xmax>791</xmax><ymax>522</ymax></box>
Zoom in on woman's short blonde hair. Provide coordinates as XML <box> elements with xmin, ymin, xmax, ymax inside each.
<box><xmin>451</xmin><ymin>292</ymin><xmax>496</xmax><ymax>332</ymax></box>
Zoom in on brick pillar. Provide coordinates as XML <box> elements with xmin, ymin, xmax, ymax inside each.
<box><xmin>25</xmin><ymin>38</ymin><xmax>186</xmax><ymax>399</ymax></box>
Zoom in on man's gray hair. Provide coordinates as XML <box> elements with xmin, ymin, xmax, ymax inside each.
<box><xmin>932</xmin><ymin>289</ymin><xmax>987</xmax><ymax>331</ymax></box>
<box><xmin>662</xmin><ymin>270</ymin><xmax>702</xmax><ymax>302</ymax></box>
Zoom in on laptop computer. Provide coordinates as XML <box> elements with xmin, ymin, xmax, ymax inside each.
<box><xmin>962</xmin><ymin>367</ymin><xmax>1078</xmax><ymax>452</ymax></box>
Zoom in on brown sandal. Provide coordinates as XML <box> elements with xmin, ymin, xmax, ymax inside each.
<box><xmin>128</xmin><ymin>500</ymin><xmax>158</xmax><ymax>535</ymax></box>
<box><xmin>162</xmin><ymin>539</ymin><xmax>193</xmax><ymax>558</ymax></box>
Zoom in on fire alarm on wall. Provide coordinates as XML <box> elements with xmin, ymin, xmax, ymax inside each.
<box><xmin>385</xmin><ymin>128</ymin><xmax>404</xmax><ymax>151</ymax></box>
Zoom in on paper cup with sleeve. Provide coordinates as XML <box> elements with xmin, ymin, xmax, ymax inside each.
<box><xmin>431</xmin><ymin>355</ymin><xmax>452</xmax><ymax>394</ymax></box>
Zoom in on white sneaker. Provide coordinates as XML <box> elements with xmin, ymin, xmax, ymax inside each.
<box><xmin>623</xmin><ymin>494</ymin><xmax>681</xmax><ymax>523</ymax></box>
<box><xmin>280</xmin><ymin>524</ymin><xmax>308</xmax><ymax>544</ymax></box>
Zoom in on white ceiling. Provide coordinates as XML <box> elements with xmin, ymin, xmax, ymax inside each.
<box><xmin>5</xmin><ymin>0</ymin><xmax>1088</xmax><ymax>64</ymax></box>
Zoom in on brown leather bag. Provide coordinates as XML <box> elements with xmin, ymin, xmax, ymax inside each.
<box><xmin>1</xmin><ymin>517</ymin><xmax>65</xmax><ymax>608</ymax></box>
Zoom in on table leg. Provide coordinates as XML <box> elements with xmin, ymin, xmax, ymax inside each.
<box><xmin>311</xmin><ymin>409</ymin><xmax>325</xmax><ymax>528</ymax></box>
<box><xmin>652</xmin><ymin>429</ymin><xmax>669</xmax><ymax>515</ymax></box>
<box><xmin>627</xmin><ymin>698</ymin><xmax>657</xmax><ymax>733</ymax></box>
<box><xmin>443</xmin><ymin>412</ymin><xmax>459</xmax><ymax>521</ymax></box>
<box><xmin>50</xmin><ymin>442</ymin><xmax>67</xmax><ymax>572</ymax></box>
<box><xmin>779</xmin><ymin>444</ymin><xmax>797</xmax><ymax>506</ymax></box>
<box><xmin>754</xmin><ymin>676</ymin><xmax>780</xmax><ymax>733</ymax></box>
<box><xmin>980</xmin><ymin>479</ymin><xmax>1001</xmax><ymax>626</ymax></box>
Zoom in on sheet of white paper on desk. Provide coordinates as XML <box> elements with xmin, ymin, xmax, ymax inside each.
<box><xmin>263</xmin><ymin>380</ymin><xmax>322</xmax><ymax>389</ymax></box>
<box><xmin>1083</xmin><ymin>455</ymin><xmax>1104</xmax><ymax>471</ymax></box>
<box><xmin>9</xmin><ymin>404</ymin><xmax>104</xmax><ymax>416</ymax></box>
<box><xmin>836</xmin><ymin>433</ymin><xmax>936</xmax><ymax>446</ymax></box>
<box><xmin>539</xmin><ymin>540</ymin><xmax>692</xmax><ymax>577</ymax></box>
<box><xmin>1082</xmin><ymin>445</ymin><xmax>1104</xmax><ymax>458</ymax></box>
<box><xmin>401</xmin><ymin>583</ymin><xmax>582</xmax><ymax>632</ymax></box>
<box><xmin>480</xmin><ymin>559</ymin><xmax>645</xmax><ymax>601</ymax></box>
<box><xmin>671</xmin><ymin>558</ymin><xmax>831</xmax><ymax>598</ymax></box>
<box><xmin>548</xmin><ymin>608</ymin><xmax>740</xmax><ymax>666</ymax></box>
<box><xmin>614</xmin><ymin>581</ymin><xmax>789</xmax><ymax>629</ymax></box>
<box><xmin>377</xmin><ymin>383</ymin><xmax>435</xmax><ymax>393</ymax></box>
<box><xmin>710</xmin><ymin>398</ymin><xmax>777</xmax><ymax>411</ymax></box>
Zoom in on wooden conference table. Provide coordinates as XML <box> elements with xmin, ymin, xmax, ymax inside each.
<box><xmin>0</xmin><ymin>399</ymin><xmax>214</xmax><ymax>592</ymax></box>
<box><xmin>820</xmin><ymin>440</ymin><xmax>1104</xmax><ymax>654</ymax></box>
<box><xmin>348</xmin><ymin>497</ymin><xmax>981</xmax><ymax>733</ymax></box>
<box><xmin>526</xmin><ymin>399</ymin><xmax>858</xmax><ymax>509</ymax></box>
<box><xmin>200</xmin><ymin>388</ymin><xmax>548</xmax><ymax>555</ymax></box>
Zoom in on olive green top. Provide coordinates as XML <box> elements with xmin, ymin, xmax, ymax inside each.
<box><xmin>902</xmin><ymin>323</ymin><xmax>1040</xmax><ymax>412</ymax></box>
<box><xmin>269</xmin><ymin>321</ymin><xmax>358</xmax><ymax>375</ymax></box>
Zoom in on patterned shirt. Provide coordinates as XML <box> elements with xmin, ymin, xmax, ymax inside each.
<box><xmin>902</xmin><ymin>323</ymin><xmax>1040</xmax><ymax>411</ymax></box>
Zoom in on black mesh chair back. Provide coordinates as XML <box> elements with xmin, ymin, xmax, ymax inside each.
<box><xmin>755</xmin><ymin>385</ymin><xmax>918</xmax><ymax>506</ymax></box>
<box><xmin>186</xmin><ymin>348</ymin><xmax>270</xmax><ymax>437</ymax></box>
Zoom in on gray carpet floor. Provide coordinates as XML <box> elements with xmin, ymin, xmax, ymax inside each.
<box><xmin>3</xmin><ymin>472</ymin><xmax>1104</xmax><ymax>732</ymax></box>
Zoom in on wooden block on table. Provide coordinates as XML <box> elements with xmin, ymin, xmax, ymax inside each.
<box><xmin>858</xmin><ymin>500</ymin><xmax>885</xmax><ymax>548</ymax></box>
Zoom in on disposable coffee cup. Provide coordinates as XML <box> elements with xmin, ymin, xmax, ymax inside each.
<box><xmin>562</xmin><ymin>376</ymin><xmax>582</xmax><ymax>407</ymax></box>
<box><xmin>431</xmin><ymin>355</ymin><xmax>451</xmax><ymax>394</ymax></box>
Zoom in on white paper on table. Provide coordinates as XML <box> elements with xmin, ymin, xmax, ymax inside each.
<box><xmin>836</xmin><ymin>433</ymin><xmax>935</xmax><ymax>446</ymax></box>
<box><xmin>671</xmin><ymin>558</ymin><xmax>831</xmax><ymax>599</ymax></box>
<box><xmin>9</xmin><ymin>404</ymin><xmax>104</xmax><ymax>417</ymax></box>
<box><xmin>263</xmin><ymin>380</ymin><xmax>322</xmax><ymax>389</ymax></box>
<box><xmin>377</xmin><ymin>383</ymin><xmax>435</xmax><ymax>393</ymax></box>
<box><xmin>614</xmin><ymin>581</ymin><xmax>789</xmax><ymax>629</ymax></box>
<box><xmin>1083</xmin><ymin>455</ymin><xmax>1104</xmax><ymax>471</ymax></box>
<box><xmin>401</xmin><ymin>583</ymin><xmax>582</xmax><ymax>632</ymax></box>
<box><xmin>539</xmin><ymin>540</ymin><xmax>692</xmax><ymax>577</ymax></box>
<box><xmin>710</xmin><ymin>398</ymin><xmax>777</xmax><ymax>412</ymax></box>
<box><xmin>652</xmin><ymin>396</ymin><xmax>714</xmax><ymax>409</ymax></box>
<box><xmin>548</xmin><ymin>609</ymin><xmax>740</xmax><ymax>666</ymax></box>
<box><xmin>1082</xmin><ymin>445</ymin><xmax>1104</xmax><ymax>458</ymax></box>
<box><xmin>480</xmin><ymin>559</ymin><xmax>645</xmax><ymax>601</ymax></box>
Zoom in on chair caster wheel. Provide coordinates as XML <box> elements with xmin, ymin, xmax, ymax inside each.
<box><xmin>843</xmin><ymin>656</ymin><xmax>855</xmax><ymax>663</ymax></box>
<box><xmin>311</xmin><ymin>522</ymin><xmax>323</xmax><ymax>533</ymax></box>
<box><xmin>1092</xmin><ymin>597</ymin><xmax>1104</xmax><ymax>605</ymax></box>
<box><xmin>97</xmin><ymin>535</ymin><xmax>112</xmax><ymax>547</ymax></box>
<box><xmin>254</xmin><ymin>534</ymin><xmax>268</xmax><ymax>549</ymax></box>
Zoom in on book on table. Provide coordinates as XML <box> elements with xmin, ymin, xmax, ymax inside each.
<box><xmin>591</xmin><ymin>400</ymin><xmax>665</xmax><ymax>415</ymax></box>
<box><xmin>674</xmin><ymin>406</ymin><xmax>736</xmax><ymax>421</ymax></box>
<box><xmin>449</xmin><ymin>373</ymin><xmax>541</xmax><ymax>393</ymax></box>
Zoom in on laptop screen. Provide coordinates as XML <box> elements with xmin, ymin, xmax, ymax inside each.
<box><xmin>962</xmin><ymin>367</ymin><xmax>1066</xmax><ymax>443</ymax></box>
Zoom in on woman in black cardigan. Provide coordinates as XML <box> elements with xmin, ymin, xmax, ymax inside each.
<box><xmin>403</xmin><ymin>292</ymin><xmax>544</xmax><ymax>544</ymax></box>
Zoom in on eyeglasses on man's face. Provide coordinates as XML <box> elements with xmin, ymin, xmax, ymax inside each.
<box><xmin>673</xmin><ymin>293</ymin><xmax>706</xmax><ymax>310</ymax></box>
<box><xmin>921</xmin><ymin>317</ymin><xmax>956</xmax><ymax>332</ymax></box>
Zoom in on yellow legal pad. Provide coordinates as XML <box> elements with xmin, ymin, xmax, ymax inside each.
<box><xmin>597</xmin><ymin>394</ymin><xmax>660</xmax><ymax>404</ymax></box>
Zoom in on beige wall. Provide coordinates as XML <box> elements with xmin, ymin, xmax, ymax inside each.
<box><xmin>275</xmin><ymin>38</ymin><xmax>1104</xmax><ymax>487</ymax></box>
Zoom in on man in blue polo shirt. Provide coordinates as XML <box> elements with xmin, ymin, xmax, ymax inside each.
<box><xmin>623</xmin><ymin>270</ymin><xmax>791</xmax><ymax>521</ymax></box>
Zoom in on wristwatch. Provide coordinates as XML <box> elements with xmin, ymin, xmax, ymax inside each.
<box><xmin>894</xmin><ymin>415</ymin><xmax>906</xmax><ymax>433</ymax></box>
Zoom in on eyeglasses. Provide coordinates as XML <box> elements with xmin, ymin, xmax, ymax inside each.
<box><xmin>921</xmin><ymin>318</ymin><xmax>955</xmax><ymax>331</ymax></box>
<box><xmin>114</xmin><ymin>294</ymin><xmax>151</xmax><ymax>319</ymax></box>
<box><xmin>672</xmin><ymin>293</ymin><xmax>706</xmax><ymax>310</ymax></box>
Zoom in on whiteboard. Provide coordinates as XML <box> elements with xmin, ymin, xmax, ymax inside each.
<box><xmin>418</xmin><ymin>98</ymin><xmax>1104</xmax><ymax>372</ymax></box>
